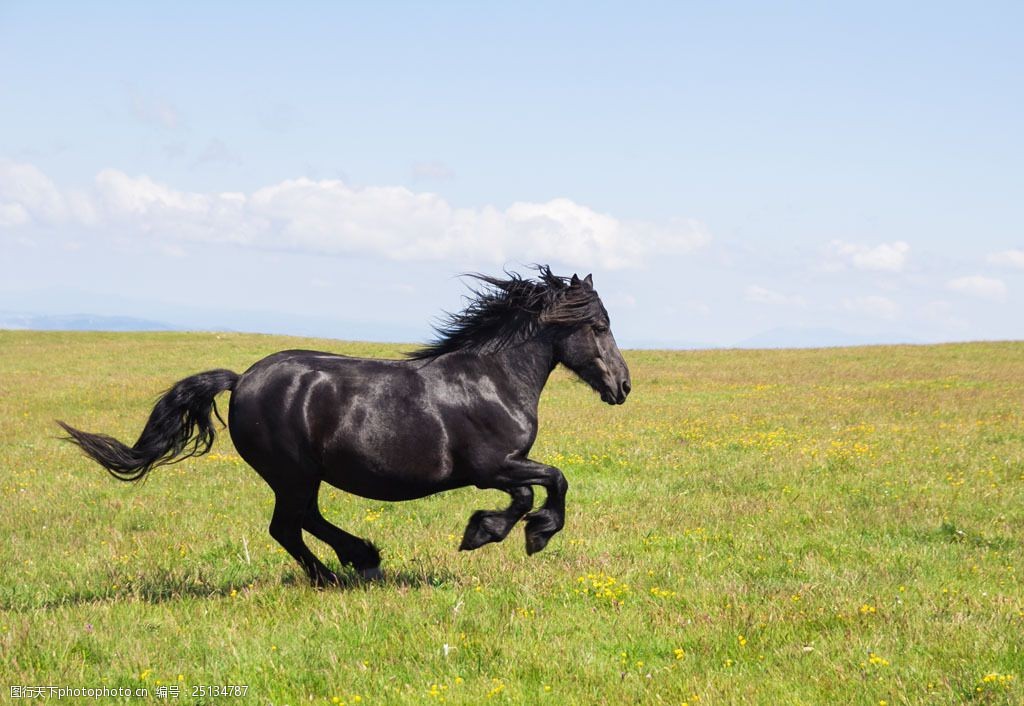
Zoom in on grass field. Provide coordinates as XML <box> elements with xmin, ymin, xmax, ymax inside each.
<box><xmin>1</xmin><ymin>331</ymin><xmax>1022</xmax><ymax>705</ymax></box>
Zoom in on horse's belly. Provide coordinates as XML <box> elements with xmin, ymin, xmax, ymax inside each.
<box><xmin>318</xmin><ymin>418</ymin><xmax>459</xmax><ymax>501</ymax></box>
<box><xmin>319</xmin><ymin>455</ymin><xmax>462</xmax><ymax>501</ymax></box>
<box><xmin>321</xmin><ymin>468</ymin><xmax>460</xmax><ymax>501</ymax></box>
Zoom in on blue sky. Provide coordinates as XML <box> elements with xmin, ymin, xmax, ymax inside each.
<box><xmin>2</xmin><ymin>1</ymin><xmax>1022</xmax><ymax>347</ymax></box>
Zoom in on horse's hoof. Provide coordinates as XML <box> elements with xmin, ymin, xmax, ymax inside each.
<box><xmin>459</xmin><ymin>532</ymin><xmax>484</xmax><ymax>551</ymax></box>
<box><xmin>358</xmin><ymin>566</ymin><xmax>384</xmax><ymax>582</ymax></box>
<box><xmin>525</xmin><ymin>531</ymin><xmax>552</xmax><ymax>555</ymax></box>
<box><xmin>459</xmin><ymin>511</ymin><xmax>505</xmax><ymax>551</ymax></box>
<box><xmin>312</xmin><ymin>572</ymin><xmax>342</xmax><ymax>589</ymax></box>
<box><xmin>524</xmin><ymin>512</ymin><xmax>558</xmax><ymax>555</ymax></box>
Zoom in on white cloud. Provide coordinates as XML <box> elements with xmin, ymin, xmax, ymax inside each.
<box><xmin>946</xmin><ymin>275</ymin><xmax>1008</xmax><ymax>301</ymax></box>
<box><xmin>827</xmin><ymin>240</ymin><xmax>910</xmax><ymax>272</ymax></box>
<box><xmin>745</xmin><ymin>285</ymin><xmax>806</xmax><ymax>307</ymax></box>
<box><xmin>0</xmin><ymin>161</ymin><xmax>709</xmax><ymax>270</ymax></box>
<box><xmin>0</xmin><ymin>202</ymin><xmax>30</xmax><ymax>227</ymax></box>
<box><xmin>988</xmin><ymin>249</ymin><xmax>1024</xmax><ymax>269</ymax></box>
<box><xmin>842</xmin><ymin>295</ymin><xmax>899</xmax><ymax>320</ymax></box>
<box><xmin>0</xmin><ymin>160</ymin><xmax>66</xmax><ymax>223</ymax></box>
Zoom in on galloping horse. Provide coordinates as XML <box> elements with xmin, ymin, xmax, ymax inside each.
<box><xmin>59</xmin><ymin>267</ymin><xmax>631</xmax><ymax>586</ymax></box>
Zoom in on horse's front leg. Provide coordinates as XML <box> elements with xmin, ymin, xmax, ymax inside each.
<box><xmin>520</xmin><ymin>462</ymin><xmax>568</xmax><ymax>555</ymax></box>
<box><xmin>470</xmin><ymin>457</ymin><xmax>568</xmax><ymax>555</ymax></box>
<box><xmin>459</xmin><ymin>486</ymin><xmax>534</xmax><ymax>551</ymax></box>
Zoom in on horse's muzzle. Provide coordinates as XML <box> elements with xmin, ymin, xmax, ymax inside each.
<box><xmin>602</xmin><ymin>378</ymin><xmax>630</xmax><ymax>405</ymax></box>
<box><xmin>617</xmin><ymin>378</ymin><xmax>631</xmax><ymax>404</ymax></box>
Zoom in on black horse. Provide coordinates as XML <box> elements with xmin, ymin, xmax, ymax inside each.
<box><xmin>59</xmin><ymin>267</ymin><xmax>631</xmax><ymax>586</ymax></box>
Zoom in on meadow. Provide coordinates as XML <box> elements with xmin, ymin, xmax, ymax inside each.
<box><xmin>1</xmin><ymin>331</ymin><xmax>1021</xmax><ymax>705</ymax></box>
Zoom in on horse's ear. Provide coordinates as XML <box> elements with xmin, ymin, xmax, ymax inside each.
<box><xmin>583</xmin><ymin>273</ymin><xmax>593</xmax><ymax>288</ymax></box>
<box><xmin>570</xmin><ymin>274</ymin><xmax>582</xmax><ymax>287</ymax></box>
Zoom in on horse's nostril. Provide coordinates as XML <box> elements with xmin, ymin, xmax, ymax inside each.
<box><xmin>622</xmin><ymin>380</ymin><xmax>631</xmax><ymax>395</ymax></box>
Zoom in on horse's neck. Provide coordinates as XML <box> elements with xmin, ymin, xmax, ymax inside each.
<box><xmin>492</xmin><ymin>337</ymin><xmax>556</xmax><ymax>408</ymax></box>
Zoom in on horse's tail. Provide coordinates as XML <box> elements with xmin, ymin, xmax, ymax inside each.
<box><xmin>58</xmin><ymin>369</ymin><xmax>240</xmax><ymax>482</ymax></box>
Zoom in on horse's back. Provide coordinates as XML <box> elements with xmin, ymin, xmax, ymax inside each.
<box><xmin>229</xmin><ymin>348</ymin><xmax>426</xmax><ymax>452</ymax></box>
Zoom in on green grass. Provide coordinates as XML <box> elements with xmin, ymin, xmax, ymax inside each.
<box><xmin>1</xmin><ymin>331</ymin><xmax>1022</xmax><ymax>705</ymax></box>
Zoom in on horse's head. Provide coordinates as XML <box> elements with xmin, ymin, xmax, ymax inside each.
<box><xmin>545</xmin><ymin>273</ymin><xmax>631</xmax><ymax>405</ymax></box>
<box><xmin>408</xmin><ymin>266</ymin><xmax>631</xmax><ymax>405</ymax></box>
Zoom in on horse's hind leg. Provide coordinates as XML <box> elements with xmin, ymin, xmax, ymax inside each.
<box><xmin>269</xmin><ymin>487</ymin><xmax>340</xmax><ymax>588</ymax></box>
<box><xmin>303</xmin><ymin>486</ymin><xmax>383</xmax><ymax>581</ymax></box>
<box><xmin>459</xmin><ymin>486</ymin><xmax>534</xmax><ymax>551</ymax></box>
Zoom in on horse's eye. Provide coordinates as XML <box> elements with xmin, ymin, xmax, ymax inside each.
<box><xmin>592</xmin><ymin>324</ymin><xmax>609</xmax><ymax>334</ymax></box>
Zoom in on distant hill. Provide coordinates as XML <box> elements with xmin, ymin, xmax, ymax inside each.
<box><xmin>0</xmin><ymin>312</ymin><xmax>176</xmax><ymax>332</ymax></box>
<box><xmin>0</xmin><ymin>309</ymin><xmax>423</xmax><ymax>343</ymax></box>
<box><xmin>0</xmin><ymin>312</ymin><xmax>923</xmax><ymax>351</ymax></box>
<box><xmin>735</xmin><ymin>326</ymin><xmax>919</xmax><ymax>349</ymax></box>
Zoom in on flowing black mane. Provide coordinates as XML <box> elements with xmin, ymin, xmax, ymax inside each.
<box><xmin>407</xmin><ymin>266</ymin><xmax>599</xmax><ymax>360</ymax></box>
